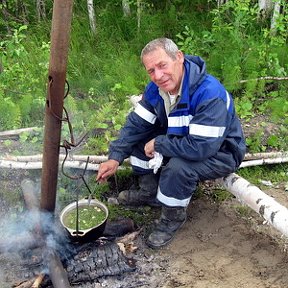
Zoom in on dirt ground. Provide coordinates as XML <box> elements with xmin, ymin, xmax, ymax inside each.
<box><xmin>1</xmin><ymin>167</ymin><xmax>288</xmax><ymax>288</ymax></box>
<box><xmin>1</xmin><ymin>125</ymin><xmax>288</xmax><ymax>287</ymax></box>
<box><xmin>97</xmin><ymin>184</ymin><xmax>288</xmax><ymax>288</ymax></box>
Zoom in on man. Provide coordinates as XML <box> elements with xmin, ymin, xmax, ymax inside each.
<box><xmin>96</xmin><ymin>38</ymin><xmax>246</xmax><ymax>249</ymax></box>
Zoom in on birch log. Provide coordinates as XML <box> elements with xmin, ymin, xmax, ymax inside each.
<box><xmin>244</xmin><ymin>151</ymin><xmax>288</xmax><ymax>160</ymax></box>
<box><xmin>0</xmin><ymin>159</ymin><xmax>100</xmax><ymax>170</ymax></box>
<box><xmin>1</xmin><ymin>153</ymin><xmax>288</xmax><ymax>170</ymax></box>
<box><xmin>2</xmin><ymin>151</ymin><xmax>288</xmax><ymax>163</ymax></box>
<box><xmin>2</xmin><ymin>154</ymin><xmax>108</xmax><ymax>163</ymax></box>
<box><xmin>0</xmin><ymin>127</ymin><xmax>38</xmax><ymax>139</ymax></box>
<box><xmin>219</xmin><ymin>173</ymin><xmax>288</xmax><ymax>237</ymax></box>
<box><xmin>240</xmin><ymin>156</ymin><xmax>288</xmax><ymax>168</ymax></box>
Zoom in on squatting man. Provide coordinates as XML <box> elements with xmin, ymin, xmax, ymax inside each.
<box><xmin>96</xmin><ymin>38</ymin><xmax>246</xmax><ymax>249</ymax></box>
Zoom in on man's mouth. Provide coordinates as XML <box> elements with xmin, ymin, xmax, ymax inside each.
<box><xmin>158</xmin><ymin>79</ymin><xmax>170</xmax><ymax>87</ymax></box>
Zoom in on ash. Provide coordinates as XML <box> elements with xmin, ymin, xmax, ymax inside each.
<box><xmin>0</xmin><ymin>168</ymin><xmax>170</xmax><ymax>288</ymax></box>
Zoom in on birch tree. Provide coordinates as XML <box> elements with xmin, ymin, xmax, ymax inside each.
<box><xmin>258</xmin><ymin>0</ymin><xmax>274</xmax><ymax>16</ymax></box>
<box><xmin>122</xmin><ymin>0</ymin><xmax>131</xmax><ymax>17</ymax></box>
<box><xmin>137</xmin><ymin>0</ymin><xmax>141</xmax><ymax>33</ymax></box>
<box><xmin>87</xmin><ymin>0</ymin><xmax>96</xmax><ymax>34</ymax></box>
<box><xmin>270</xmin><ymin>1</ymin><xmax>282</xmax><ymax>35</ymax></box>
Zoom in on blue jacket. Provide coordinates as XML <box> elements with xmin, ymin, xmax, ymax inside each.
<box><xmin>109</xmin><ymin>55</ymin><xmax>246</xmax><ymax>167</ymax></box>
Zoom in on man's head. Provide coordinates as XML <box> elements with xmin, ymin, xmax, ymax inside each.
<box><xmin>141</xmin><ymin>38</ymin><xmax>184</xmax><ymax>95</ymax></box>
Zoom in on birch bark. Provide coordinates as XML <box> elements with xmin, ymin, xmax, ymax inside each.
<box><xmin>87</xmin><ymin>0</ymin><xmax>96</xmax><ymax>34</ymax></box>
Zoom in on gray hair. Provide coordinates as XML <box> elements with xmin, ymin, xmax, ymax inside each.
<box><xmin>140</xmin><ymin>38</ymin><xmax>179</xmax><ymax>62</ymax></box>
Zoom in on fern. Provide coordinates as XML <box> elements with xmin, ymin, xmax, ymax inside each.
<box><xmin>0</xmin><ymin>96</ymin><xmax>21</xmax><ymax>130</ymax></box>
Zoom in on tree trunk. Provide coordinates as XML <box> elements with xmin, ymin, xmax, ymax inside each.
<box><xmin>87</xmin><ymin>0</ymin><xmax>96</xmax><ymax>34</ymax></box>
<box><xmin>122</xmin><ymin>0</ymin><xmax>131</xmax><ymax>17</ymax></box>
<box><xmin>36</xmin><ymin>0</ymin><xmax>46</xmax><ymax>21</ymax></box>
<box><xmin>137</xmin><ymin>0</ymin><xmax>141</xmax><ymax>33</ymax></box>
<box><xmin>1</xmin><ymin>0</ymin><xmax>11</xmax><ymax>34</ymax></box>
<box><xmin>258</xmin><ymin>0</ymin><xmax>274</xmax><ymax>17</ymax></box>
<box><xmin>270</xmin><ymin>0</ymin><xmax>281</xmax><ymax>35</ymax></box>
<box><xmin>217</xmin><ymin>0</ymin><xmax>228</xmax><ymax>8</ymax></box>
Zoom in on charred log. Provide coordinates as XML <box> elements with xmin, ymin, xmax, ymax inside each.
<box><xmin>17</xmin><ymin>240</ymin><xmax>136</xmax><ymax>287</ymax></box>
<box><xmin>65</xmin><ymin>241</ymin><xmax>136</xmax><ymax>284</ymax></box>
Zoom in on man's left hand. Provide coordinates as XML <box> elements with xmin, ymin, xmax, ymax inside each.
<box><xmin>144</xmin><ymin>139</ymin><xmax>155</xmax><ymax>158</ymax></box>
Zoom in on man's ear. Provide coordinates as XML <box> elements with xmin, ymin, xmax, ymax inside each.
<box><xmin>177</xmin><ymin>50</ymin><xmax>184</xmax><ymax>63</ymax></box>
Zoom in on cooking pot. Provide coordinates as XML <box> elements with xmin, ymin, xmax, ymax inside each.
<box><xmin>59</xmin><ymin>198</ymin><xmax>109</xmax><ymax>242</ymax></box>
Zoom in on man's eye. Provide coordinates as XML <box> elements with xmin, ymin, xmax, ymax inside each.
<box><xmin>159</xmin><ymin>64</ymin><xmax>166</xmax><ymax>69</ymax></box>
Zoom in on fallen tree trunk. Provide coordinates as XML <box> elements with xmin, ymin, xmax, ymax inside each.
<box><xmin>2</xmin><ymin>151</ymin><xmax>288</xmax><ymax>164</ymax></box>
<box><xmin>0</xmin><ymin>127</ymin><xmax>38</xmax><ymax>139</ymax></box>
<box><xmin>2</xmin><ymin>154</ymin><xmax>108</xmax><ymax>163</ymax></box>
<box><xmin>240</xmin><ymin>156</ymin><xmax>288</xmax><ymax>168</ymax></box>
<box><xmin>244</xmin><ymin>151</ymin><xmax>288</xmax><ymax>161</ymax></box>
<box><xmin>0</xmin><ymin>159</ymin><xmax>100</xmax><ymax>170</ymax></box>
<box><xmin>1</xmin><ymin>153</ymin><xmax>288</xmax><ymax>170</ymax></box>
<box><xmin>218</xmin><ymin>173</ymin><xmax>288</xmax><ymax>237</ymax></box>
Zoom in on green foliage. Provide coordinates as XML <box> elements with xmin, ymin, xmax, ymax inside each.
<box><xmin>211</xmin><ymin>188</ymin><xmax>233</xmax><ymax>202</ymax></box>
<box><xmin>235</xmin><ymin>96</ymin><xmax>254</xmax><ymax>120</ymax></box>
<box><xmin>246</xmin><ymin>129</ymin><xmax>266</xmax><ymax>153</ymax></box>
<box><xmin>107</xmin><ymin>203</ymin><xmax>158</xmax><ymax>226</ymax></box>
<box><xmin>0</xmin><ymin>0</ymin><xmax>287</xmax><ymax>154</ymax></box>
<box><xmin>234</xmin><ymin>205</ymin><xmax>253</xmax><ymax>218</ymax></box>
<box><xmin>238</xmin><ymin>164</ymin><xmax>288</xmax><ymax>185</ymax></box>
<box><xmin>0</xmin><ymin>94</ymin><xmax>21</xmax><ymax>130</ymax></box>
<box><xmin>0</xmin><ymin>25</ymin><xmax>48</xmax><ymax>129</ymax></box>
<box><xmin>85</xmin><ymin>95</ymin><xmax>131</xmax><ymax>154</ymax></box>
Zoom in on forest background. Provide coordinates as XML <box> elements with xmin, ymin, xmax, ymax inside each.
<box><xmin>0</xmin><ymin>0</ymin><xmax>287</xmax><ymax>156</ymax></box>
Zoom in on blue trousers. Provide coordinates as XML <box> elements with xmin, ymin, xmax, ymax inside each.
<box><xmin>129</xmin><ymin>142</ymin><xmax>238</xmax><ymax>207</ymax></box>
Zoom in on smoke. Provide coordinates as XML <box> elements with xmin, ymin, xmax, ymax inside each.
<box><xmin>0</xmin><ymin>208</ymin><xmax>74</xmax><ymax>285</ymax></box>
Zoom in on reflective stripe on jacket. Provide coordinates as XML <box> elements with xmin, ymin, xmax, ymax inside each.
<box><xmin>109</xmin><ymin>55</ymin><xmax>246</xmax><ymax>166</ymax></box>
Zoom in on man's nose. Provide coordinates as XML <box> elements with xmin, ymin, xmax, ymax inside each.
<box><xmin>154</xmin><ymin>68</ymin><xmax>163</xmax><ymax>80</ymax></box>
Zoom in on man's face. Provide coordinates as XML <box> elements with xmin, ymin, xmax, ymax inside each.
<box><xmin>142</xmin><ymin>47</ymin><xmax>184</xmax><ymax>95</ymax></box>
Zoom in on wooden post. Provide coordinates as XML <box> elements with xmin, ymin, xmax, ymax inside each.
<box><xmin>40</xmin><ymin>0</ymin><xmax>73</xmax><ymax>212</ymax></box>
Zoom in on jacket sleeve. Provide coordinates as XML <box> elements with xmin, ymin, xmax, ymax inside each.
<box><xmin>154</xmin><ymin>97</ymin><xmax>232</xmax><ymax>161</ymax></box>
<box><xmin>108</xmin><ymin>98</ymin><xmax>159</xmax><ymax>164</ymax></box>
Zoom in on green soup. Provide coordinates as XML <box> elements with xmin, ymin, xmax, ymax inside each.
<box><xmin>63</xmin><ymin>205</ymin><xmax>106</xmax><ymax>230</ymax></box>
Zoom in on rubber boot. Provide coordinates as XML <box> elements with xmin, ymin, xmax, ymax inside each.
<box><xmin>117</xmin><ymin>174</ymin><xmax>160</xmax><ymax>207</ymax></box>
<box><xmin>146</xmin><ymin>206</ymin><xmax>187</xmax><ymax>249</ymax></box>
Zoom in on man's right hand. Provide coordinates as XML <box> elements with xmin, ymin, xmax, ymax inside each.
<box><xmin>96</xmin><ymin>159</ymin><xmax>119</xmax><ymax>183</ymax></box>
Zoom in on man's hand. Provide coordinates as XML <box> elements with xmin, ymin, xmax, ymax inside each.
<box><xmin>144</xmin><ymin>139</ymin><xmax>156</xmax><ymax>158</ymax></box>
<box><xmin>96</xmin><ymin>159</ymin><xmax>119</xmax><ymax>183</ymax></box>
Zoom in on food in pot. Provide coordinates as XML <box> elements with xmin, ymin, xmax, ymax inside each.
<box><xmin>63</xmin><ymin>206</ymin><xmax>107</xmax><ymax>230</ymax></box>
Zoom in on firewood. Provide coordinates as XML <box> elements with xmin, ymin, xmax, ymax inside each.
<box><xmin>13</xmin><ymin>278</ymin><xmax>35</xmax><ymax>288</ymax></box>
<box><xmin>31</xmin><ymin>273</ymin><xmax>45</xmax><ymax>288</ymax></box>
<box><xmin>117</xmin><ymin>230</ymin><xmax>142</xmax><ymax>244</ymax></box>
<box><xmin>65</xmin><ymin>241</ymin><xmax>136</xmax><ymax>284</ymax></box>
<box><xmin>46</xmin><ymin>248</ymin><xmax>71</xmax><ymax>288</ymax></box>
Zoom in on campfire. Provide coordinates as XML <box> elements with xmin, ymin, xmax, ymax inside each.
<box><xmin>0</xmin><ymin>178</ymin><xmax>138</xmax><ymax>288</ymax></box>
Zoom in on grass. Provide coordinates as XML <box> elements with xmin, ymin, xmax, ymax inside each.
<box><xmin>238</xmin><ymin>164</ymin><xmax>288</xmax><ymax>186</ymax></box>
